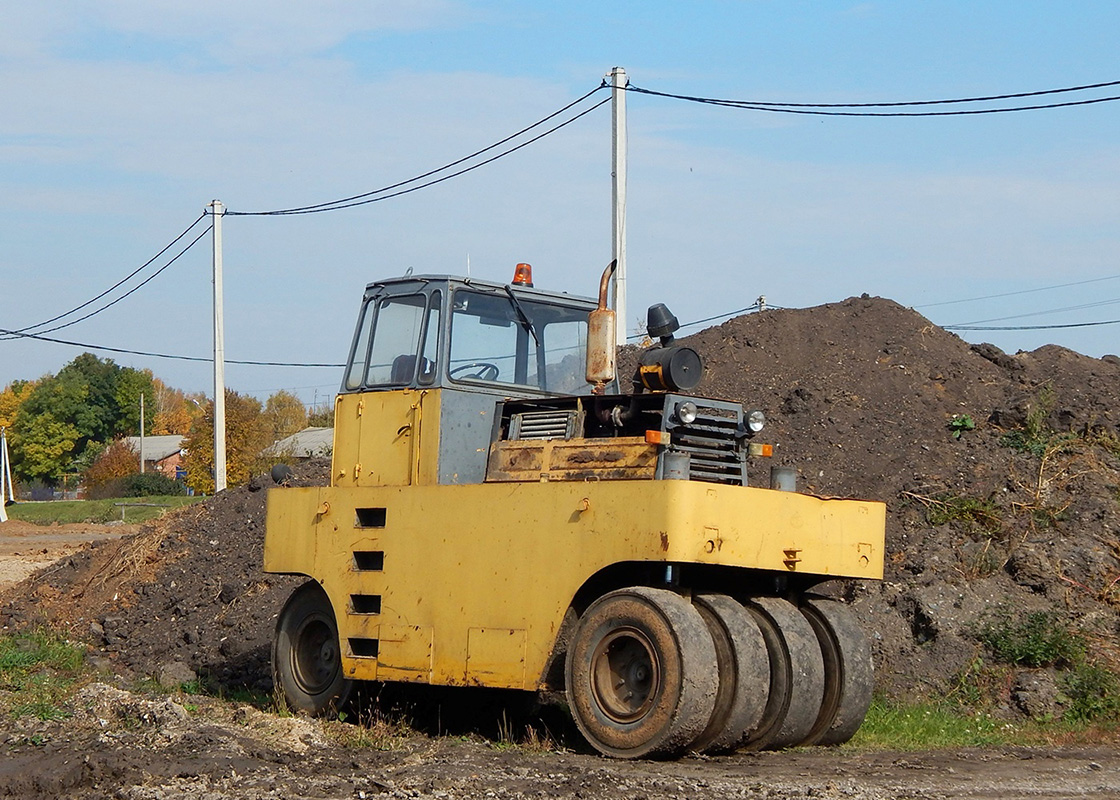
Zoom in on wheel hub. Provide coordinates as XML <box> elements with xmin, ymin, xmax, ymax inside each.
<box><xmin>293</xmin><ymin>616</ymin><xmax>338</xmax><ymax>694</ymax></box>
<box><xmin>590</xmin><ymin>627</ymin><xmax>661</xmax><ymax>723</ymax></box>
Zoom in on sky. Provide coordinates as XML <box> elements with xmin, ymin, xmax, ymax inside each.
<box><xmin>3</xmin><ymin>2</ymin><xmax>1119</xmax><ymax>408</ymax></box>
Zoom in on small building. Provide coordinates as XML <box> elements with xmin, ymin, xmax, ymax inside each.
<box><xmin>264</xmin><ymin>427</ymin><xmax>333</xmax><ymax>461</ymax></box>
<box><xmin>124</xmin><ymin>435</ymin><xmax>185</xmax><ymax>479</ymax></box>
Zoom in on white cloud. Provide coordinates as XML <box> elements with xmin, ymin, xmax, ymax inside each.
<box><xmin>1</xmin><ymin>2</ymin><xmax>466</xmax><ymax>75</ymax></box>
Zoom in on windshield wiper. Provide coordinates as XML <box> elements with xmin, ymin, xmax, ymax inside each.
<box><xmin>503</xmin><ymin>285</ymin><xmax>541</xmax><ymax>348</ymax></box>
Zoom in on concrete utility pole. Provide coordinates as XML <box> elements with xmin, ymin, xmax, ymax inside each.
<box><xmin>209</xmin><ymin>200</ymin><xmax>227</xmax><ymax>493</ymax></box>
<box><xmin>0</xmin><ymin>427</ymin><xmax>11</xmax><ymax>523</ymax></box>
<box><xmin>139</xmin><ymin>393</ymin><xmax>145</xmax><ymax>473</ymax></box>
<box><xmin>610</xmin><ymin>66</ymin><xmax>628</xmax><ymax>346</ymax></box>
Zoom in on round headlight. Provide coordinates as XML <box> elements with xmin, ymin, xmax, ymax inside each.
<box><xmin>747</xmin><ymin>409</ymin><xmax>766</xmax><ymax>433</ymax></box>
<box><xmin>676</xmin><ymin>401</ymin><xmax>698</xmax><ymax>425</ymax></box>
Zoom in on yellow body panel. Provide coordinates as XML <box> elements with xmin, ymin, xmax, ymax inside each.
<box><xmin>332</xmin><ymin>390</ymin><xmax>441</xmax><ymax>487</ymax></box>
<box><xmin>264</xmin><ymin>480</ymin><xmax>885</xmax><ymax>691</ymax></box>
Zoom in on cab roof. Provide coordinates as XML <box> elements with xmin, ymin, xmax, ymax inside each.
<box><xmin>362</xmin><ymin>274</ymin><xmax>598</xmax><ymax>308</ymax></box>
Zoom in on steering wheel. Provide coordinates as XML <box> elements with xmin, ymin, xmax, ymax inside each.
<box><xmin>449</xmin><ymin>362</ymin><xmax>500</xmax><ymax>381</ymax></box>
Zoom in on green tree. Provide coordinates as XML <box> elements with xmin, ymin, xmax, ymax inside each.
<box><xmin>114</xmin><ymin>367</ymin><xmax>156</xmax><ymax>437</ymax></box>
<box><xmin>56</xmin><ymin>353</ymin><xmax>121</xmax><ymax>446</ymax></box>
<box><xmin>8</xmin><ymin>353</ymin><xmax>145</xmax><ymax>484</ymax></box>
<box><xmin>13</xmin><ymin>411</ymin><xmax>80</xmax><ymax>483</ymax></box>
<box><xmin>183</xmin><ymin>390</ymin><xmax>270</xmax><ymax>494</ymax></box>
<box><xmin>10</xmin><ymin>371</ymin><xmax>89</xmax><ymax>482</ymax></box>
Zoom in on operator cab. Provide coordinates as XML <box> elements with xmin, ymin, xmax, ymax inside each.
<box><xmin>341</xmin><ymin>272</ymin><xmax>606</xmax><ymax>398</ymax></box>
<box><xmin>333</xmin><ymin>269</ymin><xmax>612</xmax><ymax>487</ymax></box>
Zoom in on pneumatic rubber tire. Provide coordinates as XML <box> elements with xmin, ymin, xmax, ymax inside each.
<box><xmin>742</xmin><ymin>596</ymin><xmax>825</xmax><ymax>750</ymax></box>
<box><xmin>273</xmin><ymin>581</ymin><xmax>354</xmax><ymax>716</ymax></box>
<box><xmin>565</xmin><ymin>587</ymin><xmax>718</xmax><ymax>758</ymax></box>
<box><xmin>691</xmin><ymin>593</ymin><xmax>770</xmax><ymax>754</ymax></box>
<box><xmin>799</xmin><ymin>597</ymin><xmax>874</xmax><ymax>746</ymax></box>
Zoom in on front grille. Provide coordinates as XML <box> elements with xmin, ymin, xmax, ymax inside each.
<box><xmin>509</xmin><ymin>410</ymin><xmax>577</xmax><ymax>440</ymax></box>
<box><xmin>672</xmin><ymin>407</ymin><xmax>746</xmax><ymax>485</ymax></box>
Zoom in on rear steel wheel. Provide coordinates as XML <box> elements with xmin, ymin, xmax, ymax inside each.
<box><xmin>691</xmin><ymin>593</ymin><xmax>770</xmax><ymax>754</ymax></box>
<box><xmin>565</xmin><ymin>587</ymin><xmax>718</xmax><ymax>758</ymax></box>
<box><xmin>742</xmin><ymin>596</ymin><xmax>825</xmax><ymax>750</ymax></box>
<box><xmin>273</xmin><ymin>581</ymin><xmax>353</xmax><ymax>716</ymax></box>
<box><xmin>799</xmin><ymin>597</ymin><xmax>874</xmax><ymax>746</ymax></box>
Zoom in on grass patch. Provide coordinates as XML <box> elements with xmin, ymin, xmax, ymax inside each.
<box><xmin>969</xmin><ymin>609</ymin><xmax>1120</xmax><ymax>726</ymax></box>
<box><xmin>975</xmin><ymin>611</ymin><xmax>1084</xmax><ymax>669</ymax></box>
<box><xmin>850</xmin><ymin>696</ymin><xmax>1120</xmax><ymax>750</ymax></box>
<box><xmin>999</xmin><ymin>384</ymin><xmax>1058</xmax><ymax>457</ymax></box>
<box><xmin>0</xmin><ymin>630</ymin><xmax>88</xmax><ymax>720</ymax></box>
<box><xmin>6</xmin><ymin>495</ymin><xmax>202</xmax><ymax>525</ymax></box>
<box><xmin>847</xmin><ymin>698</ymin><xmax>1019</xmax><ymax>750</ymax></box>
<box><xmin>1061</xmin><ymin>661</ymin><xmax>1120</xmax><ymax>724</ymax></box>
<box><xmin>325</xmin><ymin>709</ymin><xmax>416</xmax><ymax>751</ymax></box>
<box><xmin>901</xmin><ymin>491</ymin><xmax>1003</xmax><ymax>536</ymax></box>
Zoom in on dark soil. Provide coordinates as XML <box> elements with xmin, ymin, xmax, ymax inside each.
<box><xmin>679</xmin><ymin>296</ymin><xmax>1120</xmax><ymax>709</ymax></box>
<box><xmin>4</xmin><ymin>295</ymin><xmax>1120</xmax><ymax>798</ymax></box>
<box><xmin>0</xmin><ymin>466</ymin><xmax>327</xmax><ymax>694</ymax></box>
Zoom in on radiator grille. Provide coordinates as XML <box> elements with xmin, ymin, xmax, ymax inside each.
<box><xmin>509</xmin><ymin>410</ymin><xmax>577</xmax><ymax>440</ymax></box>
<box><xmin>673</xmin><ymin>408</ymin><xmax>746</xmax><ymax>484</ymax></box>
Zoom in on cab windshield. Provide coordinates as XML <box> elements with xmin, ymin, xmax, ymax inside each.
<box><xmin>449</xmin><ymin>289</ymin><xmax>589</xmax><ymax>394</ymax></box>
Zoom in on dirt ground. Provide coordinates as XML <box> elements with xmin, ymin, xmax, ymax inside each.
<box><xmin>2</xmin><ymin>681</ymin><xmax>1120</xmax><ymax>799</ymax></box>
<box><xmin>3</xmin><ymin>295</ymin><xmax>1120</xmax><ymax>797</ymax></box>
<box><xmin>0</xmin><ymin>519</ymin><xmax>134</xmax><ymax>590</ymax></box>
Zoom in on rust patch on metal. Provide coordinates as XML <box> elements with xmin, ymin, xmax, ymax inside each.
<box><xmin>486</xmin><ymin>437</ymin><xmax>657</xmax><ymax>482</ymax></box>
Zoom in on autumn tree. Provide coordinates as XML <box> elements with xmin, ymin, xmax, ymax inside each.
<box><xmin>151</xmin><ymin>378</ymin><xmax>206</xmax><ymax>436</ymax></box>
<box><xmin>84</xmin><ymin>438</ymin><xmax>141</xmax><ymax>496</ymax></box>
<box><xmin>0</xmin><ymin>380</ymin><xmax>37</xmax><ymax>430</ymax></box>
<box><xmin>183</xmin><ymin>390</ymin><xmax>271</xmax><ymax>494</ymax></box>
<box><xmin>307</xmin><ymin>401</ymin><xmax>335</xmax><ymax>428</ymax></box>
<box><xmin>262</xmin><ymin>390</ymin><xmax>308</xmax><ymax>444</ymax></box>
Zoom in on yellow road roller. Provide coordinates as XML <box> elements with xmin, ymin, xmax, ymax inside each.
<box><xmin>265</xmin><ymin>262</ymin><xmax>885</xmax><ymax>758</ymax></box>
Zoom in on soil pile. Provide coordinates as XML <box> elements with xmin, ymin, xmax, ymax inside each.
<box><xmin>3</xmin><ymin>296</ymin><xmax>1120</xmax><ymax>714</ymax></box>
<box><xmin>0</xmin><ymin>462</ymin><xmax>328</xmax><ymax>692</ymax></box>
<box><xmin>684</xmin><ymin>295</ymin><xmax>1120</xmax><ymax>707</ymax></box>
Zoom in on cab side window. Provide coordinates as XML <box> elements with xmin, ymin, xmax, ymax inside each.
<box><xmin>365</xmin><ymin>294</ymin><xmax>427</xmax><ymax>386</ymax></box>
<box><xmin>344</xmin><ymin>299</ymin><xmax>375</xmax><ymax>390</ymax></box>
<box><xmin>417</xmin><ymin>291</ymin><xmax>441</xmax><ymax>385</ymax></box>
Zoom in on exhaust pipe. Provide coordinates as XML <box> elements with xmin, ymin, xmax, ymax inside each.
<box><xmin>586</xmin><ymin>260</ymin><xmax>618</xmax><ymax>394</ymax></box>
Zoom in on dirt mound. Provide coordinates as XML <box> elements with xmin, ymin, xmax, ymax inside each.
<box><xmin>3</xmin><ymin>298</ymin><xmax>1120</xmax><ymax>714</ymax></box>
<box><xmin>680</xmin><ymin>296</ymin><xmax>1120</xmax><ymax>703</ymax></box>
<box><xmin>0</xmin><ymin>461</ymin><xmax>329</xmax><ymax>692</ymax></box>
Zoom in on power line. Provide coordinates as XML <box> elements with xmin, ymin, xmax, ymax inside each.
<box><xmin>946</xmin><ymin>319</ymin><xmax>1120</xmax><ymax>332</ymax></box>
<box><xmin>624</xmin><ymin>83</ymin><xmax>1120</xmax><ymax>117</ymax></box>
<box><xmin>0</xmin><ymin>327</ymin><xmax>345</xmax><ymax>368</ymax></box>
<box><xmin>1</xmin><ymin>213</ymin><xmax>209</xmax><ymax>340</ymax></box>
<box><xmin>2</xmin><ymin>224</ymin><xmax>212</xmax><ymax>340</ymax></box>
<box><xmin>624</xmin><ymin>301</ymin><xmax>786</xmax><ymax>341</ymax></box>
<box><xmin>230</xmin><ymin>85</ymin><xmax>610</xmax><ymax>216</ymax></box>
<box><xmin>636</xmin><ymin>78</ymin><xmax>1120</xmax><ymax>110</ymax></box>
<box><xmin>915</xmin><ymin>273</ymin><xmax>1120</xmax><ymax>309</ymax></box>
<box><xmin>947</xmin><ymin>297</ymin><xmax>1120</xmax><ymax>327</ymax></box>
